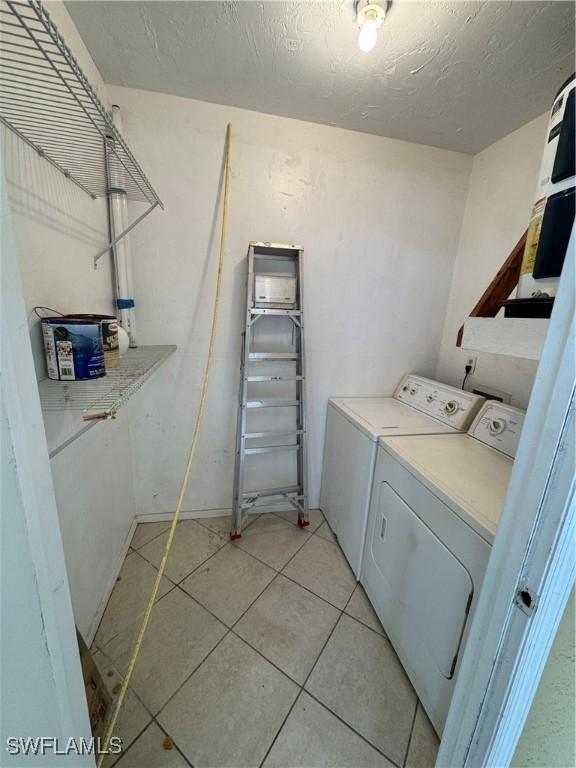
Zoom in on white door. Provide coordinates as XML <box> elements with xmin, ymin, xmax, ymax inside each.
<box><xmin>364</xmin><ymin>479</ymin><xmax>474</xmax><ymax>732</ymax></box>
<box><xmin>370</xmin><ymin>482</ymin><xmax>473</xmax><ymax>677</ymax></box>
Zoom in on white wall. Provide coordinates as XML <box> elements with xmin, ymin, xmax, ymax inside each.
<box><xmin>435</xmin><ymin>113</ymin><xmax>549</xmax><ymax>408</ymax></box>
<box><xmin>51</xmin><ymin>403</ymin><xmax>138</xmax><ymax>640</ymax></box>
<box><xmin>1</xmin><ymin>0</ymin><xmax>114</xmax><ymax>378</ymax></box>
<box><xmin>2</xmin><ymin>1</ymin><xmax>137</xmax><ymax>641</ymax></box>
<box><xmin>108</xmin><ymin>85</ymin><xmax>472</xmax><ymax>515</ymax></box>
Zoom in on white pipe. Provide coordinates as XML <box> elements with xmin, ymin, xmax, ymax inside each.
<box><xmin>108</xmin><ymin>104</ymin><xmax>137</xmax><ymax>346</ymax></box>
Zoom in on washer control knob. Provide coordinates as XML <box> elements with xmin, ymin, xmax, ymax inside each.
<box><xmin>426</xmin><ymin>394</ymin><xmax>435</xmax><ymax>403</ymax></box>
<box><xmin>445</xmin><ymin>400</ymin><xmax>459</xmax><ymax>415</ymax></box>
<box><xmin>488</xmin><ymin>418</ymin><xmax>506</xmax><ymax>435</ymax></box>
<box><xmin>402</xmin><ymin>385</ymin><xmax>409</xmax><ymax>392</ymax></box>
<box><xmin>409</xmin><ymin>387</ymin><xmax>417</xmax><ymax>395</ymax></box>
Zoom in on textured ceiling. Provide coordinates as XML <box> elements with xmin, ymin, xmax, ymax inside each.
<box><xmin>65</xmin><ymin>1</ymin><xmax>575</xmax><ymax>153</ymax></box>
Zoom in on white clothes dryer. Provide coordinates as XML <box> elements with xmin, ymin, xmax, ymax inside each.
<box><xmin>362</xmin><ymin>401</ymin><xmax>526</xmax><ymax>734</ymax></box>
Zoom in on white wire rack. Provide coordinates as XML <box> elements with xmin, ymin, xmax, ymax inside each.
<box><xmin>0</xmin><ymin>0</ymin><xmax>162</xmax><ymax>208</ymax></box>
<box><xmin>38</xmin><ymin>345</ymin><xmax>176</xmax><ymax>419</ymax></box>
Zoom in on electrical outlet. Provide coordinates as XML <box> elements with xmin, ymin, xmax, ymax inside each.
<box><xmin>466</xmin><ymin>356</ymin><xmax>477</xmax><ymax>375</ymax></box>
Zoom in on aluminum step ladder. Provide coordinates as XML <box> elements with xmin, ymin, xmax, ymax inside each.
<box><xmin>231</xmin><ymin>242</ymin><xmax>309</xmax><ymax>539</ymax></box>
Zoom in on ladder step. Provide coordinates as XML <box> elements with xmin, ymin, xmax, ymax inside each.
<box><xmin>241</xmin><ymin>496</ymin><xmax>305</xmax><ymax>509</ymax></box>
<box><xmin>245</xmin><ymin>400</ymin><xmax>300</xmax><ymax>408</ymax></box>
<box><xmin>252</xmin><ymin>242</ymin><xmax>302</xmax><ymax>252</ymax></box>
<box><xmin>243</xmin><ymin>430</ymin><xmax>304</xmax><ymax>439</ymax></box>
<box><xmin>250</xmin><ymin>308</ymin><xmax>302</xmax><ymax>316</ymax></box>
<box><xmin>241</xmin><ymin>485</ymin><xmax>301</xmax><ymax>498</ymax></box>
<box><xmin>248</xmin><ymin>353</ymin><xmax>298</xmax><ymax>361</ymax></box>
<box><xmin>244</xmin><ymin>444</ymin><xmax>301</xmax><ymax>455</ymax></box>
<box><xmin>246</xmin><ymin>375</ymin><xmax>303</xmax><ymax>382</ymax></box>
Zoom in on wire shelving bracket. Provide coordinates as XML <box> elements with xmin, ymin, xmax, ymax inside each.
<box><xmin>0</xmin><ymin>0</ymin><xmax>163</xmax><ymax>262</ymax></box>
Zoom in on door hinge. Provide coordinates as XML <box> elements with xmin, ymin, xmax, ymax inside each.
<box><xmin>514</xmin><ymin>585</ymin><xmax>538</xmax><ymax>617</ymax></box>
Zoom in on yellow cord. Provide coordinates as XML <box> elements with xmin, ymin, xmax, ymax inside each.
<box><xmin>97</xmin><ymin>123</ymin><xmax>233</xmax><ymax>766</ymax></box>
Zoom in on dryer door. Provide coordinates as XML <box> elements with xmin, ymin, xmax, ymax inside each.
<box><xmin>369</xmin><ymin>481</ymin><xmax>473</xmax><ymax>679</ymax></box>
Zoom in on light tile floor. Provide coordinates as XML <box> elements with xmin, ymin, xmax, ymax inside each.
<box><xmin>93</xmin><ymin>511</ymin><xmax>439</xmax><ymax>768</ymax></box>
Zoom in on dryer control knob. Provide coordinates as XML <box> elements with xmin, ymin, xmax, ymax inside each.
<box><xmin>488</xmin><ymin>418</ymin><xmax>506</xmax><ymax>435</ymax></box>
<box><xmin>426</xmin><ymin>394</ymin><xmax>435</xmax><ymax>403</ymax></box>
<box><xmin>445</xmin><ymin>400</ymin><xmax>459</xmax><ymax>415</ymax></box>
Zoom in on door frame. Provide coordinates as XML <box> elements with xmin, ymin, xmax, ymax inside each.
<box><xmin>438</xmin><ymin>234</ymin><xmax>575</xmax><ymax>766</ymax></box>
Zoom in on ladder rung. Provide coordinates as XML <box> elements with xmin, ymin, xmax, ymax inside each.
<box><xmin>241</xmin><ymin>496</ymin><xmax>305</xmax><ymax>509</ymax></box>
<box><xmin>250</xmin><ymin>308</ymin><xmax>302</xmax><ymax>316</ymax></box>
<box><xmin>251</xmin><ymin>242</ymin><xmax>302</xmax><ymax>251</ymax></box>
<box><xmin>243</xmin><ymin>430</ymin><xmax>304</xmax><ymax>439</ymax></box>
<box><xmin>241</xmin><ymin>485</ymin><xmax>301</xmax><ymax>498</ymax></box>
<box><xmin>244</xmin><ymin>444</ymin><xmax>301</xmax><ymax>455</ymax></box>
<box><xmin>248</xmin><ymin>353</ymin><xmax>298</xmax><ymax>361</ymax></box>
<box><xmin>246</xmin><ymin>375</ymin><xmax>303</xmax><ymax>382</ymax></box>
<box><xmin>245</xmin><ymin>400</ymin><xmax>300</xmax><ymax>408</ymax></box>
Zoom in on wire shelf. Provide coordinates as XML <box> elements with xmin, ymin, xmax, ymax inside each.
<box><xmin>0</xmin><ymin>0</ymin><xmax>162</xmax><ymax>206</ymax></box>
<box><xmin>38</xmin><ymin>345</ymin><xmax>176</xmax><ymax>418</ymax></box>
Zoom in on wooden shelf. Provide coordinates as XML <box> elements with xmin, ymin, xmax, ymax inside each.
<box><xmin>461</xmin><ymin>318</ymin><xmax>549</xmax><ymax>360</ymax></box>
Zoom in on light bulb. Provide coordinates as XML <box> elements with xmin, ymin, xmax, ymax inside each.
<box><xmin>358</xmin><ymin>20</ymin><xmax>378</xmax><ymax>52</ymax></box>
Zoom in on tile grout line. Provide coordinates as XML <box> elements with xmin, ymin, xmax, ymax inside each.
<box><xmin>152</xmin><ymin>561</ymin><xmax>288</xmax><ymax>724</ymax></box>
<box><xmin>153</xmin><ymin>627</ymin><xmax>233</xmax><ymax>726</ymax></box>
<box><xmin>102</xmin><ymin>511</ymin><xmax>316</xmax><ymax>652</ymax></box>
<box><xmin>93</xmin><ymin>549</ymin><xmax>180</xmax><ymax>649</ymax></box>
<box><xmin>97</xmin><ymin>663</ymin><xmax>157</xmax><ymax>768</ymax></box>
<box><xmin>151</xmin><ymin>524</ymin><xmax>334</xmax><ymax>747</ymax></box>
<box><xmin>302</xmin><ymin>689</ymin><xmax>404</xmax><ymax>768</ymax></box>
<box><xmin>295</xmin><ymin>609</ymin><xmax>399</xmax><ymax>762</ymax></box>
<box><xmin>153</xmin><ymin>718</ymin><xmax>195</xmax><ymax>768</ymax></box>
<box><xmin>137</xmin><ymin>510</ymin><xmax>327</xmax><ymax>594</ymax></box>
<box><xmin>402</xmin><ymin>700</ymin><xmax>420</xmax><ymax>768</ymax></box>
<box><xmin>341</xmin><ymin>586</ymin><xmax>388</xmax><ymax>639</ymax></box>
<box><xmin>258</xmin><ymin>606</ymin><xmax>348</xmax><ymax>768</ymax></box>
<box><xmin>136</xmin><ymin>524</ymin><xmax>231</xmax><ymax>586</ymax></box>
<box><xmin>98</xmin><ymin>523</ymin><xmax>290</xmax><ymax>685</ymax></box>
<box><xmin>248</xmin><ymin>584</ymin><xmax>405</xmax><ymax>768</ymax></box>
<box><xmin>279</xmin><ymin>571</ymin><xmax>350</xmax><ymax>613</ymax></box>
<box><xmin>101</xmin><ymin>512</ymin><xmax>405</xmax><ymax>767</ymax></box>
<box><xmin>101</xmin><ymin>513</ymin><xmax>360</xmax><ymax>659</ymax></box>
<box><xmin>101</xmin><ymin>720</ymin><xmax>150</xmax><ymax>768</ymax></box>
<box><xmin>130</xmin><ymin>522</ymin><xmax>172</xmax><ymax>552</ymax></box>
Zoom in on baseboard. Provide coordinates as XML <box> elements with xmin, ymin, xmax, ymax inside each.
<box><xmin>134</xmin><ymin>506</ymin><xmax>299</xmax><ymax>523</ymax></box>
<box><xmin>135</xmin><ymin>508</ymin><xmax>232</xmax><ymax>523</ymax></box>
<box><xmin>85</xmin><ymin>517</ymin><xmax>138</xmax><ymax>647</ymax></box>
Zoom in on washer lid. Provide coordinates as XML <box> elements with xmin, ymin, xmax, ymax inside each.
<box><xmin>329</xmin><ymin>397</ymin><xmax>456</xmax><ymax>441</ymax></box>
<box><xmin>379</xmin><ymin>433</ymin><xmax>515</xmax><ymax>544</ymax></box>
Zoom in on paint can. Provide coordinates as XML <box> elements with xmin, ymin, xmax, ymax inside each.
<box><xmin>42</xmin><ymin>317</ymin><xmax>105</xmax><ymax>381</ymax></box>
<box><xmin>67</xmin><ymin>314</ymin><xmax>120</xmax><ymax>368</ymax></box>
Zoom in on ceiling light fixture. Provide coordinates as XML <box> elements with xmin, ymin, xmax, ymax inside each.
<box><xmin>355</xmin><ymin>0</ymin><xmax>387</xmax><ymax>53</ymax></box>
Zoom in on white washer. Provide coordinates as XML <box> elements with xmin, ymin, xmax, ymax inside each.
<box><xmin>319</xmin><ymin>375</ymin><xmax>485</xmax><ymax>577</ymax></box>
<box><xmin>361</xmin><ymin>401</ymin><xmax>526</xmax><ymax>735</ymax></box>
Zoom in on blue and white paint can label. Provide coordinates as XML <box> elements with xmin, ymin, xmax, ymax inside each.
<box><xmin>42</xmin><ymin>318</ymin><xmax>106</xmax><ymax>381</ymax></box>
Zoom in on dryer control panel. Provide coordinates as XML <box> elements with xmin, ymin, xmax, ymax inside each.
<box><xmin>393</xmin><ymin>375</ymin><xmax>485</xmax><ymax>431</ymax></box>
<box><xmin>468</xmin><ymin>401</ymin><xmax>526</xmax><ymax>458</ymax></box>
